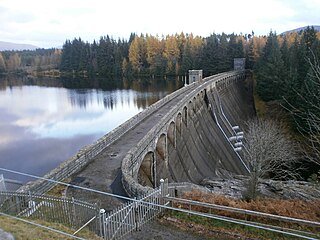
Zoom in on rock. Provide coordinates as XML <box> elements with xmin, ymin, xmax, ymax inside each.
<box><xmin>0</xmin><ymin>229</ymin><xmax>15</xmax><ymax>240</ymax></box>
<box><xmin>200</xmin><ymin>176</ymin><xmax>320</xmax><ymax>200</ymax></box>
<box><xmin>163</xmin><ymin>217</ymin><xmax>179</xmax><ymax>223</ymax></box>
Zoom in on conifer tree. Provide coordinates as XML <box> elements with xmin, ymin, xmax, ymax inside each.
<box><xmin>256</xmin><ymin>32</ymin><xmax>286</xmax><ymax>101</ymax></box>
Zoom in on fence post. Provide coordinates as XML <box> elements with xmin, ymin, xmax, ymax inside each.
<box><xmin>165</xmin><ymin>178</ymin><xmax>168</xmax><ymax>197</ymax></box>
<box><xmin>160</xmin><ymin>179</ymin><xmax>165</xmax><ymax>206</ymax></box>
<box><xmin>99</xmin><ymin>209</ymin><xmax>106</xmax><ymax>239</ymax></box>
<box><xmin>72</xmin><ymin>197</ymin><xmax>76</xmax><ymax>228</ymax></box>
<box><xmin>15</xmin><ymin>195</ymin><xmax>21</xmax><ymax>214</ymax></box>
<box><xmin>160</xmin><ymin>179</ymin><xmax>164</xmax><ymax>198</ymax></box>
<box><xmin>28</xmin><ymin>191</ymin><xmax>34</xmax><ymax>215</ymax></box>
<box><xmin>134</xmin><ymin>197</ymin><xmax>139</xmax><ymax>231</ymax></box>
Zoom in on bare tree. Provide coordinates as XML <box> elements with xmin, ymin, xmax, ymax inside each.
<box><xmin>299</xmin><ymin>54</ymin><xmax>320</xmax><ymax>166</ymax></box>
<box><xmin>283</xmin><ymin>52</ymin><xmax>320</xmax><ymax>167</ymax></box>
<box><xmin>244</xmin><ymin>118</ymin><xmax>299</xmax><ymax>200</ymax></box>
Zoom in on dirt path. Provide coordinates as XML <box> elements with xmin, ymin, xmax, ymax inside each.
<box><xmin>125</xmin><ymin>217</ymin><xmax>253</xmax><ymax>240</ymax></box>
<box><xmin>125</xmin><ymin>219</ymin><xmax>210</xmax><ymax>240</ymax></box>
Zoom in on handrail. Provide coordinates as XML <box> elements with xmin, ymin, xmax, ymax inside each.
<box><xmin>207</xmin><ymin>88</ymin><xmax>251</xmax><ymax>173</ymax></box>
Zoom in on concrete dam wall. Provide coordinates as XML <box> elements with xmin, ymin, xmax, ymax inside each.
<box><xmin>19</xmin><ymin>71</ymin><xmax>254</xmax><ymax>206</ymax></box>
<box><xmin>122</xmin><ymin>71</ymin><xmax>255</xmax><ymax>197</ymax></box>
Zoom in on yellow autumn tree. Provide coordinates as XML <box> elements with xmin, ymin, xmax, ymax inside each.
<box><xmin>146</xmin><ymin>35</ymin><xmax>162</xmax><ymax>73</ymax></box>
<box><xmin>7</xmin><ymin>53</ymin><xmax>21</xmax><ymax>71</ymax></box>
<box><xmin>128</xmin><ymin>35</ymin><xmax>147</xmax><ymax>73</ymax></box>
<box><xmin>163</xmin><ymin>35</ymin><xmax>180</xmax><ymax>75</ymax></box>
<box><xmin>0</xmin><ymin>52</ymin><xmax>6</xmax><ymax>73</ymax></box>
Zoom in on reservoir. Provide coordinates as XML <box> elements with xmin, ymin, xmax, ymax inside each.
<box><xmin>0</xmin><ymin>76</ymin><xmax>183</xmax><ymax>183</ymax></box>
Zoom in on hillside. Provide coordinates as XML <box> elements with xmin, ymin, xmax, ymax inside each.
<box><xmin>281</xmin><ymin>25</ymin><xmax>320</xmax><ymax>34</ymax></box>
<box><xmin>0</xmin><ymin>41</ymin><xmax>38</xmax><ymax>51</ymax></box>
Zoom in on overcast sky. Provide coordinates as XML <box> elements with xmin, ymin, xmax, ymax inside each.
<box><xmin>0</xmin><ymin>0</ymin><xmax>319</xmax><ymax>48</ymax></box>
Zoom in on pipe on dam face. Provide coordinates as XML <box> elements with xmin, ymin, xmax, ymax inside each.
<box><xmin>121</xmin><ymin>71</ymin><xmax>255</xmax><ymax>197</ymax></box>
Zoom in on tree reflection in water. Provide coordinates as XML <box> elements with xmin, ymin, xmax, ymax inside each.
<box><xmin>0</xmin><ymin>76</ymin><xmax>183</xmax><ymax>182</ymax></box>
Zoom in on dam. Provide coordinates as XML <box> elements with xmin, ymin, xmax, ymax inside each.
<box><xmin>20</xmin><ymin>70</ymin><xmax>255</xmax><ymax>210</ymax></box>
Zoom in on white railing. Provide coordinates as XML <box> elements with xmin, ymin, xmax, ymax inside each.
<box><xmin>99</xmin><ymin>179</ymin><xmax>319</xmax><ymax>240</ymax></box>
<box><xmin>0</xmin><ymin>191</ymin><xmax>99</xmax><ymax>234</ymax></box>
<box><xmin>99</xmin><ymin>179</ymin><xmax>173</xmax><ymax>240</ymax></box>
<box><xmin>2</xmin><ymin>178</ymin><xmax>318</xmax><ymax>240</ymax></box>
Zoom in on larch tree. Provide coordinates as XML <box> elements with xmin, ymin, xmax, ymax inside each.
<box><xmin>146</xmin><ymin>35</ymin><xmax>164</xmax><ymax>75</ymax></box>
<box><xmin>128</xmin><ymin>35</ymin><xmax>147</xmax><ymax>73</ymax></box>
<box><xmin>7</xmin><ymin>53</ymin><xmax>21</xmax><ymax>71</ymax></box>
<box><xmin>0</xmin><ymin>53</ymin><xmax>6</xmax><ymax>73</ymax></box>
<box><xmin>163</xmin><ymin>35</ymin><xmax>180</xmax><ymax>75</ymax></box>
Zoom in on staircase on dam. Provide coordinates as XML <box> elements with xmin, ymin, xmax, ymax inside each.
<box><xmin>20</xmin><ymin>70</ymin><xmax>255</xmax><ymax>210</ymax></box>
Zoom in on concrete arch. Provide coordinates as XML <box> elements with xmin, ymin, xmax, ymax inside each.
<box><xmin>167</xmin><ymin>121</ymin><xmax>176</xmax><ymax>148</ymax></box>
<box><xmin>138</xmin><ymin>151</ymin><xmax>155</xmax><ymax>187</ymax></box>
<box><xmin>156</xmin><ymin>133</ymin><xmax>167</xmax><ymax>161</ymax></box>
<box><xmin>196</xmin><ymin>93</ymin><xmax>201</xmax><ymax>109</ymax></box>
<box><xmin>193</xmin><ymin>97</ymin><xmax>197</xmax><ymax>111</ymax></box>
<box><xmin>176</xmin><ymin>112</ymin><xmax>182</xmax><ymax>134</ymax></box>
<box><xmin>183</xmin><ymin>106</ymin><xmax>188</xmax><ymax>126</ymax></box>
<box><xmin>155</xmin><ymin>133</ymin><xmax>168</xmax><ymax>187</ymax></box>
<box><xmin>200</xmin><ymin>90</ymin><xmax>204</xmax><ymax>99</ymax></box>
<box><xmin>188</xmin><ymin>100</ymin><xmax>194</xmax><ymax>118</ymax></box>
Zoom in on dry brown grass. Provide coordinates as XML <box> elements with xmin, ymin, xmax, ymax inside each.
<box><xmin>182</xmin><ymin>191</ymin><xmax>320</xmax><ymax>222</ymax></box>
<box><xmin>164</xmin><ymin>191</ymin><xmax>320</xmax><ymax>239</ymax></box>
<box><xmin>46</xmin><ymin>178</ymin><xmax>71</xmax><ymax>197</ymax></box>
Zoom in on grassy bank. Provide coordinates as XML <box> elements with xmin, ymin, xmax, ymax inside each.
<box><xmin>0</xmin><ymin>215</ymin><xmax>101</xmax><ymax>240</ymax></box>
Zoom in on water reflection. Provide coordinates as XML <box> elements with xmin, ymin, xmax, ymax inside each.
<box><xmin>0</xmin><ymin>76</ymin><xmax>183</xmax><ymax>182</ymax></box>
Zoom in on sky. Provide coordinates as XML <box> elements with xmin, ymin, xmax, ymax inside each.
<box><xmin>0</xmin><ymin>0</ymin><xmax>320</xmax><ymax>48</ymax></box>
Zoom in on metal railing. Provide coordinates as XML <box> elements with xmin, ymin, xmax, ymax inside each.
<box><xmin>164</xmin><ymin>194</ymin><xmax>320</xmax><ymax>240</ymax></box>
<box><xmin>1</xmin><ymin>177</ymin><xmax>319</xmax><ymax>240</ymax></box>
<box><xmin>99</xmin><ymin>179</ymin><xmax>173</xmax><ymax>240</ymax></box>
<box><xmin>0</xmin><ymin>191</ymin><xmax>99</xmax><ymax>235</ymax></box>
<box><xmin>207</xmin><ymin>89</ymin><xmax>251</xmax><ymax>173</ymax></box>
<box><xmin>98</xmin><ymin>180</ymin><xmax>320</xmax><ymax>240</ymax></box>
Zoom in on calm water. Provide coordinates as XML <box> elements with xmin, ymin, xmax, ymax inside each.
<box><xmin>0</xmin><ymin>76</ymin><xmax>183</xmax><ymax>182</ymax></box>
